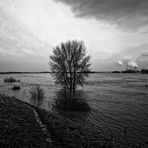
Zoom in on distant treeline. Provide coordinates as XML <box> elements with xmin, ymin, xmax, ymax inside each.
<box><xmin>112</xmin><ymin>69</ymin><xmax>148</xmax><ymax>74</ymax></box>
<box><xmin>141</xmin><ymin>69</ymin><xmax>148</xmax><ymax>74</ymax></box>
<box><xmin>1</xmin><ymin>69</ymin><xmax>148</xmax><ymax>74</ymax></box>
<box><xmin>0</xmin><ymin>71</ymin><xmax>107</xmax><ymax>74</ymax></box>
<box><xmin>0</xmin><ymin>71</ymin><xmax>50</xmax><ymax>74</ymax></box>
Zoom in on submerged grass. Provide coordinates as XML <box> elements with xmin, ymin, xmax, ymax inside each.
<box><xmin>29</xmin><ymin>85</ymin><xmax>45</xmax><ymax>107</ymax></box>
<box><xmin>12</xmin><ymin>85</ymin><xmax>21</xmax><ymax>90</ymax></box>
<box><xmin>30</xmin><ymin>85</ymin><xmax>45</xmax><ymax>100</ymax></box>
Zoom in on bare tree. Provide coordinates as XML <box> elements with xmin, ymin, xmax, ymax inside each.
<box><xmin>49</xmin><ymin>40</ymin><xmax>91</xmax><ymax>91</ymax></box>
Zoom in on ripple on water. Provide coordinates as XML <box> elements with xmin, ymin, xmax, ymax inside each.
<box><xmin>0</xmin><ymin>73</ymin><xmax>148</xmax><ymax>146</ymax></box>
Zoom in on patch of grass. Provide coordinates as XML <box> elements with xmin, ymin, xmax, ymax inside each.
<box><xmin>53</xmin><ymin>90</ymin><xmax>90</xmax><ymax>112</ymax></box>
<box><xmin>29</xmin><ymin>85</ymin><xmax>45</xmax><ymax>106</ymax></box>
<box><xmin>4</xmin><ymin>77</ymin><xmax>20</xmax><ymax>83</ymax></box>
<box><xmin>0</xmin><ymin>95</ymin><xmax>50</xmax><ymax>147</ymax></box>
<box><xmin>30</xmin><ymin>85</ymin><xmax>45</xmax><ymax>100</ymax></box>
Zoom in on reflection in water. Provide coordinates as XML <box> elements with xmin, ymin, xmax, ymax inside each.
<box><xmin>52</xmin><ymin>89</ymin><xmax>90</xmax><ymax>121</ymax></box>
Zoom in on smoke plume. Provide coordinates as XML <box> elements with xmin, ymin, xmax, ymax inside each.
<box><xmin>127</xmin><ymin>61</ymin><xmax>138</xmax><ymax>68</ymax></box>
<box><xmin>117</xmin><ymin>60</ymin><xmax>123</xmax><ymax>66</ymax></box>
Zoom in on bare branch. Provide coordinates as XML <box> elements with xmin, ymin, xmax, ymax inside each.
<box><xmin>49</xmin><ymin>40</ymin><xmax>91</xmax><ymax>91</ymax></box>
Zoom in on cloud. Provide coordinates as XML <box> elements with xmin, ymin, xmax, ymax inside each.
<box><xmin>0</xmin><ymin>0</ymin><xmax>148</xmax><ymax>71</ymax></box>
<box><xmin>0</xmin><ymin>7</ymin><xmax>49</xmax><ymax>57</ymax></box>
<box><xmin>55</xmin><ymin>0</ymin><xmax>148</xmax><ymax>30</ymax></box>
<box><xmin>141</xmin><ymin>53</ymin><xmax>148</xmax><ymax>57</ymax></box>
<box><xmin>128</xmin><ymin>61</ymin><xmax>138</xmax><ymax>68</ymax></box>
<box><xmin>0</xmin><ymin>5</ymin><xmax>50</xmax><ymax>71</ymax></box>
<box><xmin>117</xmin><ymin>60</ymin><xmax>123</xmax><ymax>66</ymax></box>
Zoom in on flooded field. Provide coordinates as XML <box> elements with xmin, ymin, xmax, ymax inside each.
<box><xmin>0</xmin><ymin>73</ymin><xmax>148</xmax><ymax>146</ymax></box>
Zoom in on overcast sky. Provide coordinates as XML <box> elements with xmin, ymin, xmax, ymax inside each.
<box><xmin>0</xmin><ymin>0</ymin><xmax>148</xmax><ymax>72</ymax></box>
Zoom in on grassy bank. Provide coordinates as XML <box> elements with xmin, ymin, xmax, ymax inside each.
<box><xmin>0</xmin><ymin>94</ymin><xmax>116</xmax><ymax>148</ymax></box>
<box><xmin>0</xmin><ymin>94</ymin><xmax>51</xmax><ymax>147</ymax></box>
<box><xmin>3</xmin><ymin>94</ymin><xmax>144</xmax><ymax>147</ymax></box>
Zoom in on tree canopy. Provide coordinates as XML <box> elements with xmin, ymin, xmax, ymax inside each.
<box><xmin>49</xmin><ymin>40</ymin><xmax>91</xmax><ymax>90</ymax></box>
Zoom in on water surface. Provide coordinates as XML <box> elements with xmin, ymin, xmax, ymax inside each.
<box><xmin>0</xmin><ymin>73</ymin><xmax>148</xmax><ymax>146</ymax></box>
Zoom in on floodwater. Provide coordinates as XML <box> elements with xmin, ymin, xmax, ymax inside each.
<box><xmin>0</xmin><ymin>73</ymin><xmax>148</xmax><ymax>147</ymax></box>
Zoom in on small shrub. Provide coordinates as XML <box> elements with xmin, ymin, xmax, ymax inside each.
<box><xmin>12</xmin><ymin>85</ymin><xmax>21</xmax><ymax>90</ymax></box>
<box><xmin>4</xmin><ymin>77</ymin><xmax>20</xmax><ymax>83</ymax></box>
<box><xmin>53</xmin><ymin>90</ymin><xmax>90</xmax><ymax>111</ymax></box>
<box><xmin>30</xmin><ymin>85</ymin><xmax>45</xmax><ymax>106</ymax></box>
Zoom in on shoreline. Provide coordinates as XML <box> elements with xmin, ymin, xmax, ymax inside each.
<box><xmin>2</xmin><ymin>94</ymin><xmax>146</xmax><ymax>147</ymax></box>
<box><xmin>0</xmin><ymin>94</ymin><xmax>117</xmax><ymax>148</ymax></box>
<box><xmin>1</xmin><ymin>93</ymin><xmax>147</xmax><ymax>148</ymax></box>
<box><xmin>0</xmin><ymin>94</ymin><xmax>52</xmax><ymax>147</ymax></box>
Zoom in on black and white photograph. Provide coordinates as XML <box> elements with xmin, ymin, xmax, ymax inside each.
<box><xmin>0</xmin><ymin>0</ymin><xmax>148</xmax><ymax>147</ymax></box>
